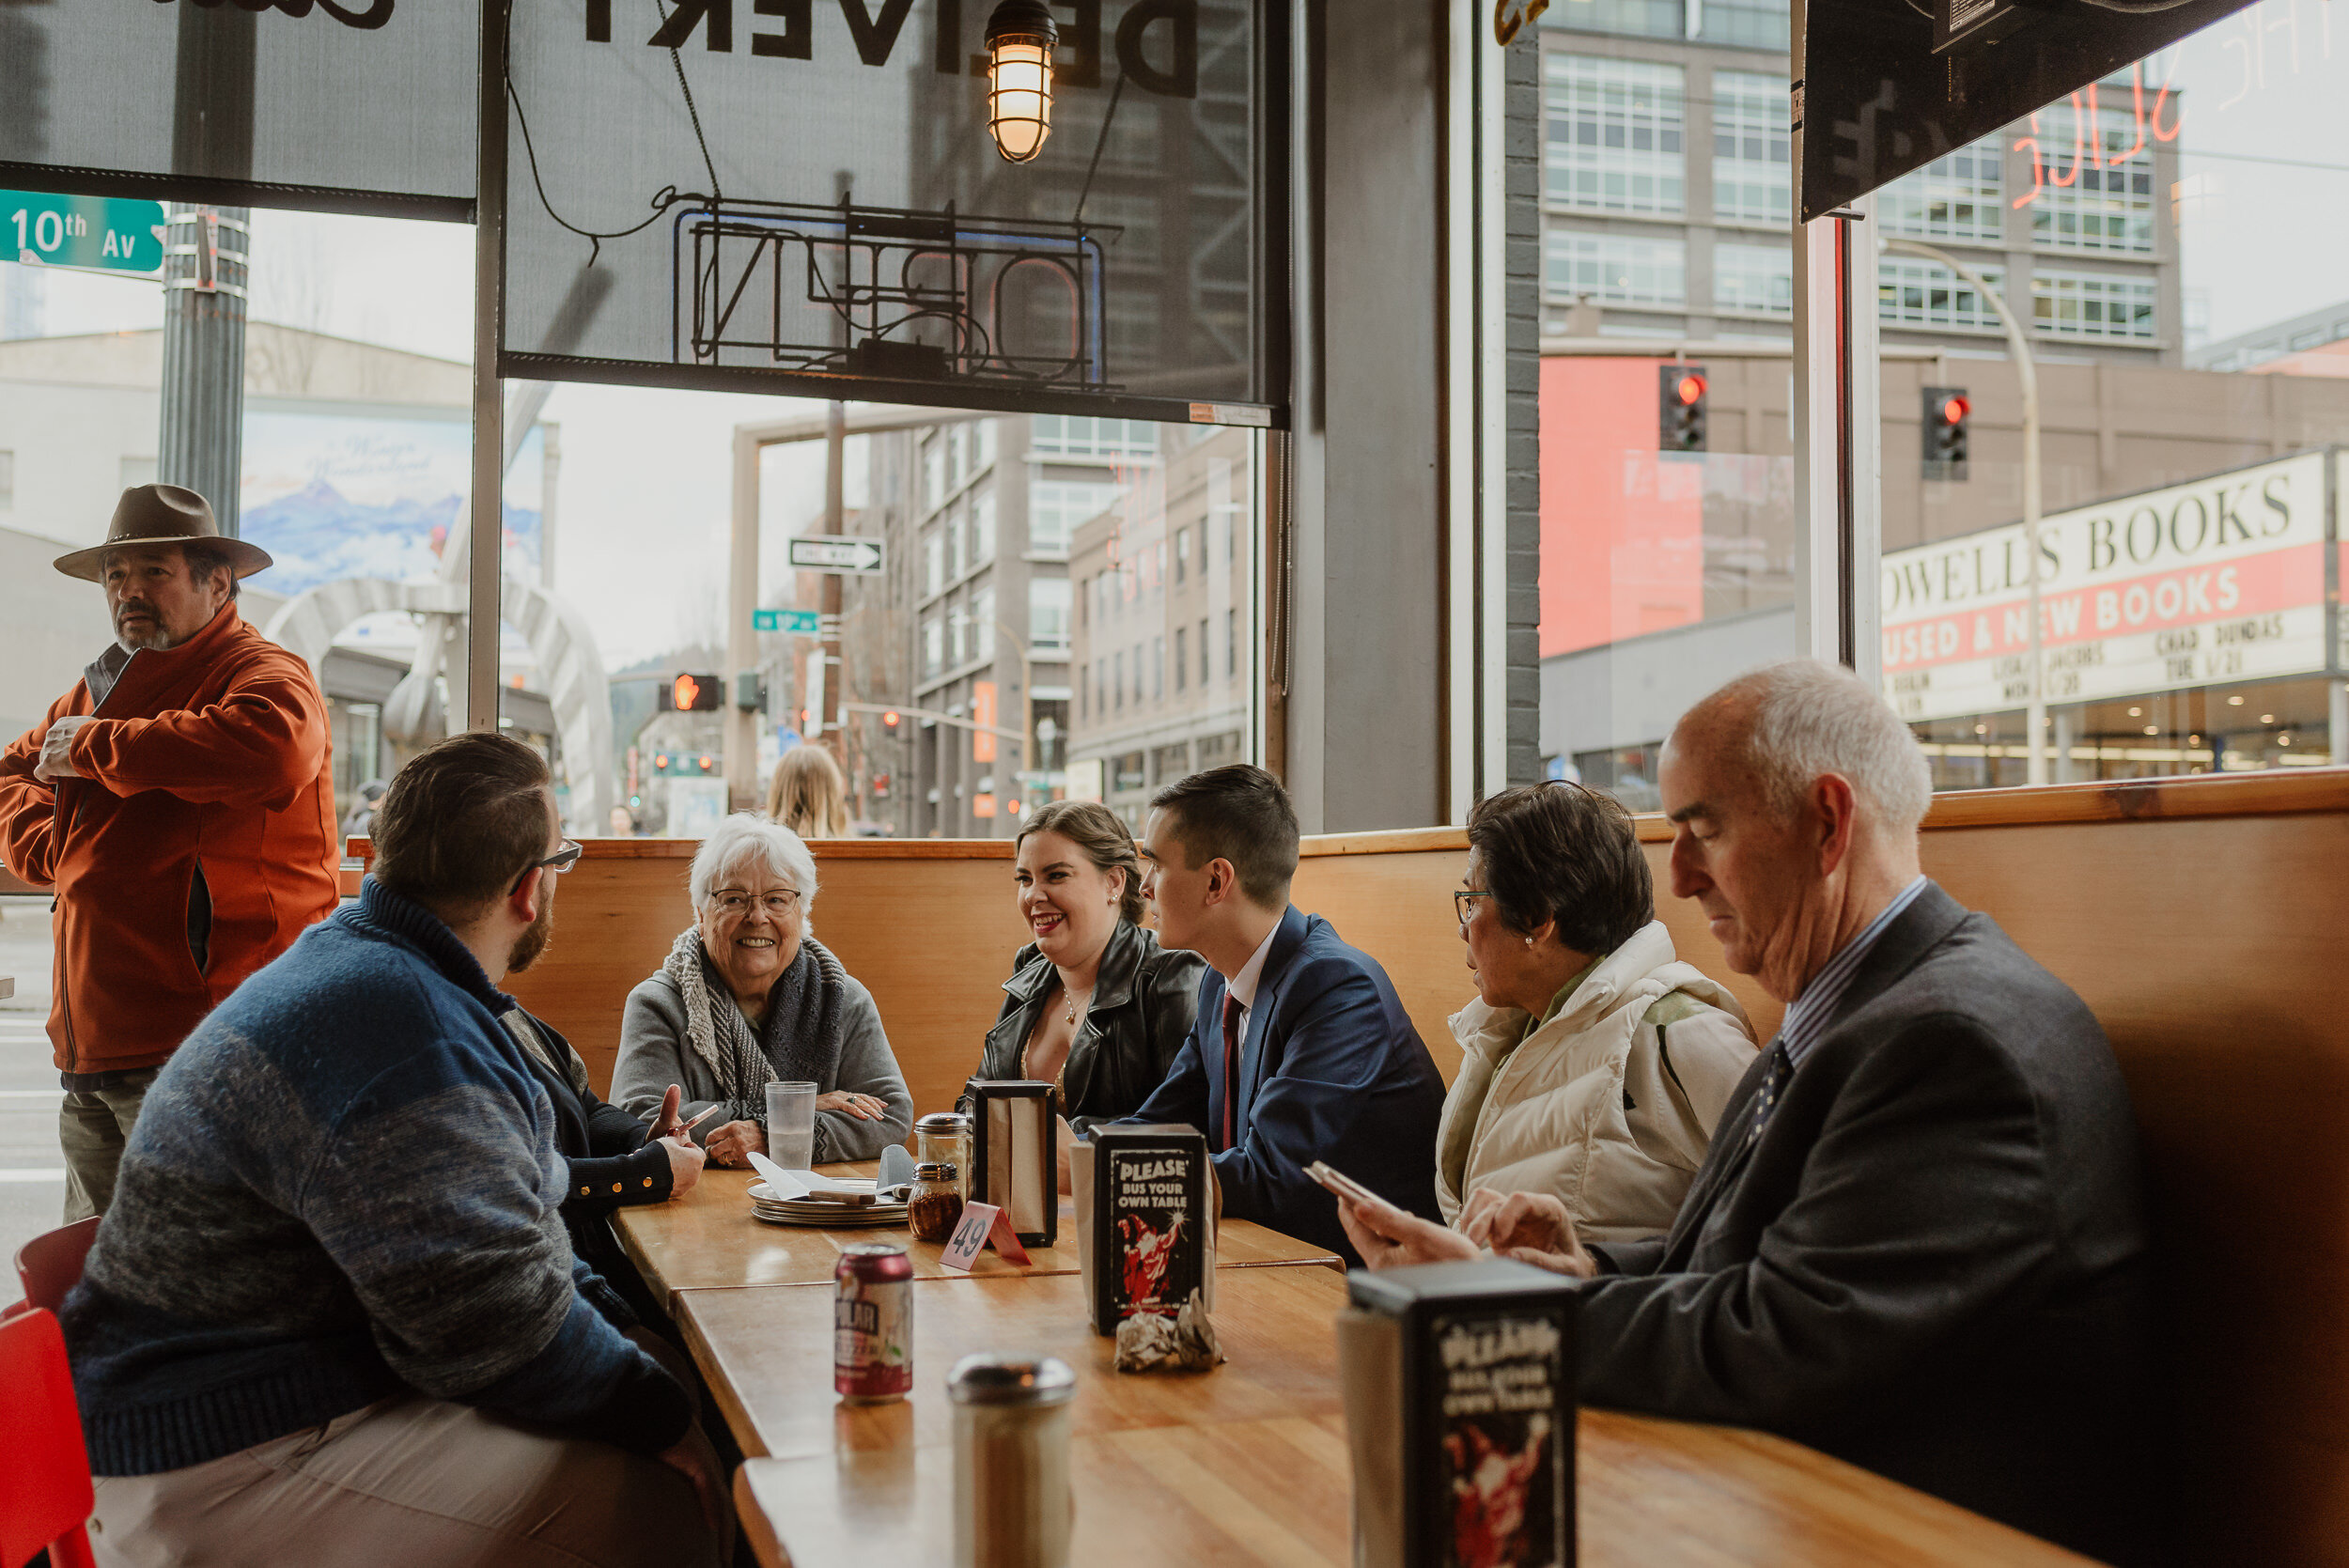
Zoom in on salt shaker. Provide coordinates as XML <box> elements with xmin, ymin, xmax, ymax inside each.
<box><xmin>947</xmin><ymin>1354</ymin><xmax>1076</xmax><ymax>1568</ymax></box>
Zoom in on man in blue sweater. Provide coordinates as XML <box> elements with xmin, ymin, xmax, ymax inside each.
<box><xmin>60</xmin><ymin>732</ymin><xmax>725</xmax><ymax>1567</ymax></box>
<box><xmin>1121</xmin><ymin>765</ymin><xmax>1445</xmax><ymax>1262</ymax></box>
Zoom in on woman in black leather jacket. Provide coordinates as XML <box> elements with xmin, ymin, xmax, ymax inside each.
<box><xmin>969</xmin><ymin>800</ymin><xmax>1206</xmax><ymax>1132</ymax></box>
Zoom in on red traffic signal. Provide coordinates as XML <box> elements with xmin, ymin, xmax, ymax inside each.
<box><xmin>1936</xmin><ymin>394</ymin><xmax>1970</xmax><ymax>426</ymax></box>
<box><xmin>1922</xmin><ymin>385</ymin><xmax>1970</xmax><ymax>479</ymax></box>
<box><xmin>881</xmin><ymin>709</ymin><xmax>902</xmax><ymax>729</ymax></box>
<box><xmin>1657</xmin><ymin>364</ymin><xmax>1708</xmax><ymax>453</ymax></box>
<box><xmin>1672</xmin><ymin>372</ymin><xmax>1707</xmax><ymax>406</ymax></box>
<box><xmin>661</xmin><ymin>672</ymin><xmax>723</xmax><ymax>712</ymax></box>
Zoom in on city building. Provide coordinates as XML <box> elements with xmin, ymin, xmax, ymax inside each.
<box><xmin>1065</xmin><ymin>423</ymin><xmax>1253</xmax><ymax>828</ymax></box>
<box><xmin>1536</xmin><ymin>5</ymin><xmax>2183</xmax><ymax>363</ymax></box>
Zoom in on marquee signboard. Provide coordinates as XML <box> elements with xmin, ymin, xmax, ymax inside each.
<box><xmin>1880</xmin><ymin>450</ymin><xmax>2332</xmax><ymax>723</ymax></box>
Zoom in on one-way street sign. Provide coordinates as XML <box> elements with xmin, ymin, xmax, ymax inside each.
<box><xmin>787</xmin><ymin>536</ymin><xmax>885</xmax><ymax>575</ymax></box>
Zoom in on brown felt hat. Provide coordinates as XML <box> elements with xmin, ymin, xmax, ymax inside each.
<box><xmin>53</xmin><ymin>484</ymin><xmax>272</xmax><ymax>583</ymax></box>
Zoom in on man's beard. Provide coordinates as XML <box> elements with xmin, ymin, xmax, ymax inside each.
<box><xmin>507</xmin><ymin>896</ymin><xmax>555</xmax><ymax>972</ymax></box>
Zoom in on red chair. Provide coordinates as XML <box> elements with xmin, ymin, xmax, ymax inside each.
<box><xmin>16</xmin><ymin>1218</ymin><xmax>101</xmax><ymax>1315</ymax></box>
<box><xmin>0</xmin><ymin>1308</ymin><xmax>97</xmax><ymax>1568</ymax></box>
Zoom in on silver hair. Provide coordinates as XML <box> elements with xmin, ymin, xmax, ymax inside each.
<box><xmin>689</xmin><ymin>813</ymin><xmax>819</xmax><ymax>914</ymax></box>
<box><xmin>1699</xmin><ymin>659</ymin><xmax>1934</xmax><ymax>831</ymax></box>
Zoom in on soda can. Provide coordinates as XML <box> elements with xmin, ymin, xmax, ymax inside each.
<box><xmin>835</xmin><ymin>1242</ymin><xmax>914</xmax><ymax>1404</ymax></box>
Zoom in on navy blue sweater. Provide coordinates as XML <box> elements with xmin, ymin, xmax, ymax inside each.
<box><xmin>60</xmin><ymin>878</ymin><xmax>692</xmax><ymax>1476</ymax></box>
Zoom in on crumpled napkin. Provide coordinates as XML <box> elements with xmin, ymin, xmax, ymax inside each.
<box><xmin>1112</xmin><ymin>1288</ymin><xmax>1225</xmax><ymax>1374</ymax></box>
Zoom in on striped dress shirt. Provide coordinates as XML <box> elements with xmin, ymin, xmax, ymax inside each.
<box><xmin>1750</xmin><ymin>876</ymin><xmax>1930</xmax><ymax>1141</ymax></box>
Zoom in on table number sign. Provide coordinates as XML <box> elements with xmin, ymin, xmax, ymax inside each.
<box><xmin>939</xmin><ymin>1202</ymin><xmax>1033</xmax><ymax>1272</ymax></box>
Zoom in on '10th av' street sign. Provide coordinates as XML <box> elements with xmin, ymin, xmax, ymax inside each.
<box><xmin>4</xmin><ymin>190</ymin><xmax>167</xmax><ymax>276</ymax></box>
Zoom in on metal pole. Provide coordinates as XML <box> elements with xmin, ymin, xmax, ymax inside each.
<box><xmin>159</xmin><ymin>207</ymin><xmax>249</xmax><ymax>535</ymax></box>
<box><xmin>821</xmin><ymin>399</ymin><xmax>846</xmax><ymax>753</ymax></box>
<box><xmin>725</xmin><ymin>427</ymin><xmax>759</xmax><ymax>806</ymax></box>
<box><xmin>1883</xmin><ymin>238</ymin><xmax>2043</xmax><ymax>785</ymax></box>
<box><xmin>461</xmin><ymin>0</ymin><xmax>509</xmax><ymax>735</ymax></box>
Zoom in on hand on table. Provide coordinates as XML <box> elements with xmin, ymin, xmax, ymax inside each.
<box><xmin>1458</xmin><ymin>1188</ymin><xmax>1597</xmax><ymax>1280</ymax></box>
<box><xmin>1336</xmin><ymin>1192</ymin><xmax>1477</xmax><ymax>1271</ymax></box>
<box><xmin>656</xmin><ymin>1135</ymin><xmax>705</xmax><ymax>1198</ymax></box>
<box><xmin>703</xmin><ymin>1120</ymin><xmax>765</xmax><ymax>1168</ymax></box>
<box><xmin>34</xmin><ymin>717</ymin><xmax>92</xmax><ymax>783</ymax></box>
<box><xmin>816</xmin><ymin>1090</ymin><xmax>887</xmax><ymax>1121</ymax></box>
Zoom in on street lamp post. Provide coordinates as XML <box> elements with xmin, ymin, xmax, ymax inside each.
<box><xmin>955</xmin><ymin>613</ymin><xmax>1035</xmax><ymax>805</ymax></box>
<box><xmin>1882</xmin><ymin>237</ymin><xmax>2046</xmax><ymax>786</ymax></box>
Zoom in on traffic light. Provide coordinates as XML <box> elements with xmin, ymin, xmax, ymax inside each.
<box><xmin>881</xmin><ymin>709</ymin><xmax>901</xmax><ymax>731</ymax></box>
<box><xmin>653</xmin><ymin>753</ymin><xmax>671</xmax><ymax>772</ymax></box>
<box><xmin>1658</xmin><ymin>365</ymin><xmax>1708</xmax><ymax>453</ymax></box>
<box><xmin>660</xmin><ymin>673</ymin><xmax>723</xmax><ymax>712</ymax></box>
<box><xmin>1922</xmin><ymin>386</ymin><xmax>1970</xmax><ymax>480</ymax></box>
<box><xmin>697</xmin><ymin>754</ymin><xmax>716</xmax><ymax>773</ymax></box>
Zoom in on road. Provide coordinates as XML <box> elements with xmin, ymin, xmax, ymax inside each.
<box><xmin>0</xmin><ymin>895</ymin><xmax>60</xmax><ymax>1273</ymax></box>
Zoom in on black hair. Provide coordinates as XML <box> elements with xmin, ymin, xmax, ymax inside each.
<box><xmin>1465</xmin><ymin>782</ymin><xmax>1653</xmax><ymax>956</ymax></box>
<box><xmin>1147</xmin><ymin>764</ymin><xmax>1299</xmax><ymax>907</ymax></box>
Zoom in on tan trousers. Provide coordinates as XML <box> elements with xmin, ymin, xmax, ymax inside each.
<box><xmin>88</xmin><ymin>1394</ymin><xmax>723</xmax><ymax>1568</ymax></box>
<box><xmin>60</xmin><ymin>1069</ymin><xmax>157</xmax><ymax>1223</ymax></box>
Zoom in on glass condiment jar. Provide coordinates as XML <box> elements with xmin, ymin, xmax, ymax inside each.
<box><xmin>909</xmin><ymin>1162</ymin><xmax>966</xmax><ymax>1243</ymax></box>
<box><xmin>948</xmin><ymin>1354</ymin><xmax>1076</xmax><ymax>1568</ymax></box>
<box><xmin>915</xmin><ymin>1111</ymin><xmax>973</xmax><ymax>1200</ymax></box>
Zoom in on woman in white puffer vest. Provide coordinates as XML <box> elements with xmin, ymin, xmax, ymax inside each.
<box><xmin>1437</xmin><ymin>783</ymin><xmax>1759</xmax><ymax>1245</ymax></box>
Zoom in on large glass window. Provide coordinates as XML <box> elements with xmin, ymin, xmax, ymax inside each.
<box><xmin>1544</xmin><ymin>56</ymin><xmax>1687</xmax><ymax>216</ymax></box>
<box><xmin>1696</xmin><ymin>0</ymin><xmax>1788</xmax><ymax>51</ymax></box>
<box><xmin>1880</xmin><ymin>139</ymin><xmax>2006</xmax><ymax>245</ymax></box>
<box><xmin>1541</xmin><ymin>0</ymin><xmax>1682</xmax><ymax>39</ymax></box>
<box><xmin>1710</xmin><ymin>70</ymin><xmax>1791</xmax><ymax>228</ymax></box>
<box><xmin>1030</xmin><ymin>479</ymin><xmax>1126</xmax><ymax>552</ymax></box>
<box><xmin>1714</xmin><ymin>241</ymin><xmax>1793</xmax><ymax>318</ymax></box>
<box><xmin>1545</xmin><ymin>231</ymin><xmax>1687</xmax><ymax>308</ymax></box>
<box><xmin>1880</xmin><ymin>16</ymin><xmax>2349</xmax><ymax>793</ymax></box>
<box><xmin>1879</xmin><ymin>260</ymin><xmax>2008</xmax><ymax>334</ymax></box>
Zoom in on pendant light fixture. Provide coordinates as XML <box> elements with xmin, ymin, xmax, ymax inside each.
<box><xmin>984</xmin><ymin>0</ymin><xmax>1059</xmax><ymax>163</ymax></box>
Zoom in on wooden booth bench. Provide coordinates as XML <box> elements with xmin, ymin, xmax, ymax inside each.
<box><xmin>356</xmin><ymin>767</ymin><xmax>2349</xmax><ymax>1563</ymax></box>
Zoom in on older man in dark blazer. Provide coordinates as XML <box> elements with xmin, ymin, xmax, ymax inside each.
<box><xmin>1338</xmin><ymin>660</ymin><xmax>2155</xmax><ymax>1567</ymax></box>
<box><xmin>1118</xmin><ymin>765</ymin><xmax>1445</xmax><ymax>1262</ymax></box>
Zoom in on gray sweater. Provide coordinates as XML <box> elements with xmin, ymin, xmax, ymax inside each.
<box><xmin>612</xmin><ymin>969</ymin><xmax>913</xmax><ymax>1162</ymax></box>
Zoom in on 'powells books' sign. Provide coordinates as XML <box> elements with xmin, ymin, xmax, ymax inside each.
<box><xmin>1879</xmin><ymin>449</ymin><xmax>2330</xmax><ymax>722</ymax></box>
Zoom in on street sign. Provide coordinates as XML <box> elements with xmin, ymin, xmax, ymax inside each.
<box><xmin>753</xmin><ymin>607</ymin><xmax>821</xmax><ymax>633</ymax></box>
<box><xmin>4</xmin><ymin>190</ymin><xmax>165</xmax><ymax>276</ymax></box>
<box><xmin>787</xmin><ymin>536</ymin><xmax>886</xmax><ymax>575</ymax></box>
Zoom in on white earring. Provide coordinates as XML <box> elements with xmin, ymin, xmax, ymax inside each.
<box><xmin>1523</xmin><ymin>936</ymin><xmax>1533</xmax><ymax>948</ymax></box>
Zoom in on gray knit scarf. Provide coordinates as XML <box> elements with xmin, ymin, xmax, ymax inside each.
<box><xmin>661</xmin><ymin>927</ymin><xmax>853</xmax><ymax>1127</ymax></box>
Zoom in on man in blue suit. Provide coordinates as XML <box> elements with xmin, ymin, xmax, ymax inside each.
<box><xmin>1119</xmin><ymin>764</ymin><xmax>1444</xmax><ymax>1261</ymax></box>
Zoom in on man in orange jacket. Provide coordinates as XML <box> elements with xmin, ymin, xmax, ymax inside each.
<box><xmin>0</xmin><ymin>485</ymin><xmax>339</xmax><ymax>1221</ymax></box>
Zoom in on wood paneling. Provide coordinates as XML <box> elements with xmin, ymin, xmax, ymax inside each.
<box><xmin>734</xmin><ymin>1406</ymin><xmax>2093</xmax><ymax>1568</ymax></box>
<box><xmin>614</xmin><ymin>1166</ymin><xmax>1339</xmax><ymax>1304</ymax></box>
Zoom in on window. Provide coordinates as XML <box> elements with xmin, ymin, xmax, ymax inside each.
<box><xmin>1714</xmin><ymin>241</ymin><xmax>1792</xmax><ymax>318</ymax></box>
<box><xmin>1697</xmin><ymin>0</ymin><xmax>1788</xmax><ymax>49</ymax></box>
<box><xmin>1881</xmin><ymin>138</ymin><xmax>2005</xmax><ymax>245</ymax></box>
<box><xmin>922</xmin><ymin>528</ymin><xmax>943</xmax><ymax>596</ymax></box>
<box><xmin>922</xmin><ymin>616</ymin><xmax>942</xmax><ymax>677</ymax></box>
<box><xmin>1198</xmin><ymin>617</ymin><xmax>1209</xmax><ymax>685</ymax></box>
<box><xmin>1151</xmin><ymin>636</ymin><xmax>1165</xmax><ymax>700</ymax></box>
<box><xmin>1028</xmin><ymin>415</ymin><xmax>1159</xmax><ymax>459</ymax></box>
<box><xmin>1710</xmin><ymin>71</ymin><xmax>1790</xmax><ymax>228</ymax></box>
<box><xmin>1545</xmin><ymin>231</ymin><xmax>1686</xmax><ymax>307</ymax></box>
<box><xmin>1174</xmin><ymin>626</ymin><xmax>1188</xmax><ymax>690</ymax></box>
<box><xmin>947</xmin><ymin>425</ymin><xmax>968</xmax><ymax>488</ymax></box>
<box><xmin>974</xmin><ymin>419</ymin><xmax>996</xmax><ymax>473</ymax></box>
<box><xmin>1544</xmin><ymin>55</ymin><xmax>1686</xmax><ymax>217</ymax></box>
<box><xmin>0</xmin><ymin>450</ymin><xmax>12</xmax><ymax>510</ymax></box>
<box><xmin>1878</xmin><ymin>260</ymin><xmax>2008</xmax><ymax>334</ymax></box>
<box><xmin>1030</xmin><ymin>577</ymin><xmax>1071</xmax><ymax>653</ymax></box>
<box><xmin>1541</xmin><ymin>0</ymin><xmax>1680</xmax><ymax>39</ymax></box>
<box><xmin>2031</xmin><ymin>270</ymin><xmax>2157</xmax><ymax>341</ymax></box>
<box><xmin>1114</xmin><ymin>649</ymin><xmax>1125</xmax><ymax>709</ymax></box>
<box><xmin>971</xmin><ymin>488</ymin><xmax>996</xmax><ymax>565</ymax></box>
<box><xmin>1031</xmin><ymin>479</ymin><xmax>1125</xmax><ymax>551</ymax></box>
<box><xmin>1225</xmin><ymin>609</ymin><xmax>1237</xmax><ymax>679</ymax></box>
<box><xmin>1174</xmin><ymin>527</ymin><xmax>1189</xmax><ymax>583</ymax></box>
<box><xmin>970</xmin><ymin>586</ymin><xmax>994</xmax><ymax>661</ymax></box>
<box><xmin>2024</xmin><ymin>106</ymin><xmax>2155</xmax><ymax>255</ymax></box>
<box><xmin>923</xmin><ymin>439</ymin><xmax>944</xmax><ymax>512</ymax></box>
<box><xmin>946</xmin><ymin>505</ymin><xmax>966</xmax><ymax>580</ymax></box>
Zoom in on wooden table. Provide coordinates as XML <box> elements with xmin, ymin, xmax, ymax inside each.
<box><xmin>678</xmin><ymin>1265</ymin><xmax>1352</xmax><ymax>1460</ymax></box>
<box><xmin>615</xmin><ymin>1167</ymin><xmax>1341</xmax><ymax>1302</ymax></box>
<box><xmin>733</xmin><ymin>1406</ymin><xmax>2096</xmax><ymax>1568</ymax></box>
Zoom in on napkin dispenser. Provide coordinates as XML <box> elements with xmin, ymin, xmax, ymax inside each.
<box><xmin>965</xmin><ymin>1078</ymin><xmax>1058</xmax><ymax>1249</ymax></box>
<box><xmin>1339</xmin><ymin>1260</ymin><xmax>1579</xmax><ymax>1568</ymax></box>
<box><xmin>1070</xmin><ymin>1124</ymin><xmax>1214</xmax><ymax>1335</ymax></box>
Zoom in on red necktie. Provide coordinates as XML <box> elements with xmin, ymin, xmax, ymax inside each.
<box><xmin>1221</xmin><ymin>993</ymin><xmax>1243</xmax><ymax>1152</ymax></box>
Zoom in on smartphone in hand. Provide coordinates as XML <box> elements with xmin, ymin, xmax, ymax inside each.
<box><xmin>1306</xmin><ymin>1159</ymin><xmax>1393</xmax><ymax>1213</ymax></box>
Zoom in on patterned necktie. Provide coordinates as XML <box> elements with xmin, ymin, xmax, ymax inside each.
<box><xmin>1748</xmin><ymin>1038</ymin><xmax>1794</xmax><ymax>1146</ymax></box>
<box><xmin>1220</xmin><ymin>993</ymin><xmax>1244</xmax><ymax>1152</ymax></box>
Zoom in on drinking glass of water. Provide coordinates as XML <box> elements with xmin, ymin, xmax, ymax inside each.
<box><xmin>767</xmin><ymin>1080</ymin><xmax>817</xmax><ymax>1169</ymax></box>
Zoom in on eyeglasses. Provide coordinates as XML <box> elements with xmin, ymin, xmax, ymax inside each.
<box><xmin>1453</xmin><ymin>890</ymin><xmax>1493</xmax><ymax>927</ymax></box>
<box><xmin>710</xmin><ymin>888</ymin><xmax>802</xmax><ymax>917</ymax></box>
<box><xmin>511</xmin><ymin>839</ymin><xmax>583</xmax><ymax>893</ymax></box>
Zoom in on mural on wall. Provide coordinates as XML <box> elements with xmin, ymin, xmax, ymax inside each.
<box><xmin>239</xmin><ymin>409</ymin><xmax>545</xmax><ymax>598</ymax></box>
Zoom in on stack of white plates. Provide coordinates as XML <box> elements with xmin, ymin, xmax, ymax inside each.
<box><xmin>747</xmin><ymin>1179</ymin><xmax>909</xmax><ymax>1229</ymax></box>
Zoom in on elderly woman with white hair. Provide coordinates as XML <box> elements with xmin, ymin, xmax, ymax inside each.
<box><xmin>613</xmin><ymin>814</ymin><xmax>912</xmax><ymax>1165</ymax></box>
